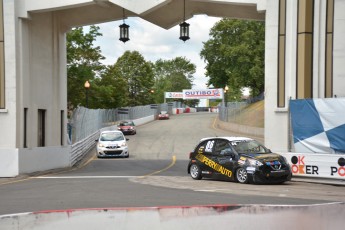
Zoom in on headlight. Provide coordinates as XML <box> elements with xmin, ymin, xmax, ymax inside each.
<box><xmin>98</xmin><ymin>143</ymin><xmax>105</xmax><ymax>148</ymax></box>
<box><xmin>121</xmin><ymin>142</ymin><xmax>127</xmax><ymax>147</ymax></box>
<box><xmin>247</xmin><ymin>158</ymin><xmax>263</xmax><ymax>166</ymax></box>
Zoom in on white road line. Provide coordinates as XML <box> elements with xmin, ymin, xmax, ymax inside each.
<box><xmin>35</xmin><ymin>176</ymin><xmax>138</xmax><ymax>179</ymax></box>
<box><xmin>194</xmin><ymin>189</ymin><xmax>217</xmax><ymax>192</ymax></box>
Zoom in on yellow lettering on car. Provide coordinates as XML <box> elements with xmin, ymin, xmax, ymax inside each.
<box><xmin>196</xmin><ymin>154</ymin><xmax>233</xmax><ymax>178</ymax></box>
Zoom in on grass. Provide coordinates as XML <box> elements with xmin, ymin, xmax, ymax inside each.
<box><xmin>228</xmin><ymin>100</ymin><xmax>264</xmax><ymax>128</ymax></box>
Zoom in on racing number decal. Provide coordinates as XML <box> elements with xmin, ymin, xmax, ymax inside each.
<box><xmin>205</xmin><ymin>140</ymin><xmax>214</xmax><ymax>152</ymax></box>
<box><xmin>196</xmin><ymin>153</ymin><xmax>232</xmax><ymax>178</ymax></box>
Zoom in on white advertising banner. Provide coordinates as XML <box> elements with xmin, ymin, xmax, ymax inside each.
<box><xmin>183</xmin><ymin>89</ymin><xmax>223</xmax><ymax>100</ymax></box>
<box><xmin>279</xmin><ymin>152</ymin><xmax>345</xmax><ymax>179</ymax></box>
<box><xmin>165</xmin><ymin>92</ymin><xmax>183</xmax><ymax>99</ymax></box>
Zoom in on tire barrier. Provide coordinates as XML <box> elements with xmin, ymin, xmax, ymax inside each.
<box><xmin>0</xmin><ymin>203</ymin><xmax>344</xmax><ymax>230</ymax></box>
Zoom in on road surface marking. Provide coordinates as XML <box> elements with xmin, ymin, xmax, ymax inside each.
<box><xmin>138</xmin><ymin>155</ymin><xmax>176</xmax><ymax>178</ymax></box>
<box><xmin>35</xmin><ymin>176</ymin><xmax>138</xmax><ymax>179</ymax></box>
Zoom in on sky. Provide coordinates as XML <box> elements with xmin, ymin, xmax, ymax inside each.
<box><xmin>92</xmin><ymin>15</ymin><xmax>221</xmax><ymax>90</ymax></box>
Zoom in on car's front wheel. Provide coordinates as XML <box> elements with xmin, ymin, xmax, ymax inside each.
<box><xmin>236</xmin><ymin>167</ymin><xmax>249</xmax><ymax>184</ymax></box>
<box><xmin>189</xmin><ymin>163</ymin><xmax>202</xmax><ymax>180</ymax></box>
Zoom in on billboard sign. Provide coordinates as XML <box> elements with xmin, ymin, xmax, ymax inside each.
<box><xmin>165</xmin><ymin>92</ymin><xmax>184</xmax><ymax>99</ymax></box>
<box><xmin>183</xmin><ymin>89</ymin><xmax>223</xmax><ymax>100</ymax></box>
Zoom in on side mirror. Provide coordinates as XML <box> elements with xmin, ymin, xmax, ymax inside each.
<box><xmin>126</xmin><ymin>138</ymin><xmax>130</xmax><ymax>141</ymax></box>
<box><xmin>95</xmin><ymin>139</ymin><xmax>98</xmax><ymax>142</ymax></box>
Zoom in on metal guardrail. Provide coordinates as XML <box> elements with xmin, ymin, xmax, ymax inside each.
<box><xmin>70</xmin><ymin>131</ymin><xmax>99</xmax><ymax>166</ymax></box>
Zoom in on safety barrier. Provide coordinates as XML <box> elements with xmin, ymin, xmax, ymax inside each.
<box><xmin>0</xmin><ymin>203</ymin><xmax>344</xmax><ymax>230</ymax></box>
<box><xmin>280</xmin><ymin>152</ymin><xmax>345</xmax><ymax>180</ymax></box>
<box><xmin>69</xmin><ymin>115</ymin><xmax>155</xmax><ymax>166</ymax></box>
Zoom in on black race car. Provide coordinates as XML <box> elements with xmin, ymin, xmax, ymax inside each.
<box><xmin>187</xmin><ymin>137</ymin><xmax>292</xmax><ymax>184</ymax></box>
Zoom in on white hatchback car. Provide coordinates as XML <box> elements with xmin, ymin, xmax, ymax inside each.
<box><xmin>96</xmin><ymin>130</ymin><xmax>129</xmax><ymax>158</ymax></box>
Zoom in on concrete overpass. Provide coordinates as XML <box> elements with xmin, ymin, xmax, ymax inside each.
<box><xmin>0</xmin><ymin>0</ymin><xmax>344</xmax><ymax>177</ymax></box>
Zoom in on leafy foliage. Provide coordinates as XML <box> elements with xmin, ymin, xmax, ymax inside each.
<box><xmin>113</xmin><ymin>51</ymin><xmax>155</xmax><ymax>106</ymax></box>
<box><xmin>67</xmin><ymin>26</ymin><xmax>105</xmax><ymax>109</ymax></box>
<box><xmin>67</xmin><ymin>26</ymin><xmax>199</xmax><ymax>109</ymax></box>
<box><xmin>152</xmin><ymin>57</ymin><xmax>196</xmax><ymax>105</ymax></box>
<box><xmin>200</xmin><ymin>19</ymin><xmax>265</xmax><ymax>98</ymax></box>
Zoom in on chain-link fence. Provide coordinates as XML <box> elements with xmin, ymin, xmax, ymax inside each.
<box><xmin>218</xmin><ymin>102</ymin><xmax>248</xmax><ymax>123</ymax></box>
<box><xmin>68</xmin><ymin>102</ymin><xmax>182</xmax><ymax>144</ymax></box>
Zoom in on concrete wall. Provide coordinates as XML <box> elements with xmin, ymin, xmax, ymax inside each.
<box><xmin>0</xmin><ymin>203</ymin><xmax>344</xmax><ymax>229</ymax></box>
<box><xmin>0</xmin><ymin>0</ymin><xmax>19</xmax><ymax>177</ymax></box>
<box><xmin>264</xmin><ymin>0</ymin><xmax>345</xmax><ymax>152</ymax></box>
<box><xmin>333</xmin><ymin>0</ymin><xmax>345</xmax><ymax>97</ymax></box>
<box><xmin>264</xmin><ymin>0</ymin><xmax>286</xmax><ymax>151</ymax></box>
<box><xmin>19</xmin><ymin>146</ymin><xmax>70</xmax><ymax>174</ymax></box>
<box><xmin>0</xmin><ymin>149</ymin><xmax>18</xmax><ymax>177</ymax></box>
<box><xmin>0</xmin><ymin>0</ymin><xmax>16</xmax><ymax>147</ymax></box>
<box><xmin>0</xmin><ymin>2</ymin><xmax>71</xmax><ymax>177</ymax></box>
<box><xmin>216</xmin><ymin>119</ymin><xmax>264</xmax><ymax>138</ymax></box>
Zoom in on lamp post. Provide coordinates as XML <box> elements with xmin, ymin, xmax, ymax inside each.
<box><xmin>224</xmin><ymin>85</ymin><xmax>229</xmax><ymax>121</ymax></box>
<box><xmin>224</xmin><ymin>85</ymin><xmax>229</xmax><ymax>107</ymax></box>
<box><xmin>84</xmin><ymin>80</ymin><xmax>90</xmax><ymax>108</ymax></box>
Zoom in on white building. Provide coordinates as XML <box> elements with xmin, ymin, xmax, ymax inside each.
<box><xmin>0</xmin><ymin>0</ymin><xmax>344</xmax><ymax>177</ymax></box>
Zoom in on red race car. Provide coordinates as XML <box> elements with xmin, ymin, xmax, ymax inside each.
<box><xmin>158</xmin><ymin>111</ymin><xmax>169</xmax><ymax>120</ymax></box>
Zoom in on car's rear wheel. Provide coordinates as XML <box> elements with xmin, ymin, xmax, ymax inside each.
<box><xmin>189</xmin><ymin>163</ymin><xmax>202</xmax><ymax>180</ymax></box>
<box><xmin>236</xmin><ymin>167</ymin><xmax>249</xmax><ymax>184</ymax></box>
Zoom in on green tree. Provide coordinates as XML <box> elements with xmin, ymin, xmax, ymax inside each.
<box><xmin>114</xmin><ymin>51</ymin><xmax>155</xmax><ymax>106</ymax></box>
<box><xmin>200</xmin><ymin>19</ymin><xmax>265</xmax><ymax>98</ymax></box>
<box><xmin>92</xmin><ymin>65</ymin><xmax>128</xmax><ymax>109</ymax></box>
<box><xmin>152</xmin><ymin>57</ymin><xmax>196</xmax><ymax>104</ymax></box>
<box><xmin>67</xmin><ymin>26</ymin><xmax>105</xmax><ymax>109</ymax></box>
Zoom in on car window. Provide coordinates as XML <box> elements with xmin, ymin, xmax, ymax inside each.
<box><xmin>196</xmin><ymin>139</ymin><xmax>215</xmax><ymax>154</ymax></box>
<box><xmin>214</xmin><ymin>139</ymin><xmax>233</xmax><ymax>156</ymax></box>
<box><xmin>120</xmin><ymin>121</ymin><xmax>134</xmax><ymax>126</ymax></box>
<box><xmin>100</xmin><ymin>132</ymin><xmax>124</xmax><ymax>141</ymax></box>
<box><xmin>231</xmin><ymin>140</ymin><xmax>268</xmax><ymax>154</ymax></box>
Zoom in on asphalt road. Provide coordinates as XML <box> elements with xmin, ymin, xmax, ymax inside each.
<box><xmin>0</xmin><ymin>112</ymin><xmax>344</xmax><ymax>215</ymax></box>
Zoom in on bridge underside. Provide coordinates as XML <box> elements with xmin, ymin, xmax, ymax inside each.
<box><xmin>20</xmin><ymin>0</ymin><xmax>265</xmax><ymax>30</ymax></box>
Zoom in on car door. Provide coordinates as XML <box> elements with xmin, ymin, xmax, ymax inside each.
<box><xmin>213</xmin><ymin>139</ymin><xmax>237</xmax><ymax>180</ymax></box>
<box><xmin>194</xmin><ymin>139</ymin><xmax>218</xmax><ymax>176</ymax></box>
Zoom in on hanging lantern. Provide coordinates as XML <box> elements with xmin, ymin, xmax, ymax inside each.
<box><xmin>119</xmin><ymin>8</ymin><xmax>130</xmax><ymax>43</ymax></box>
<box><xmin>179</xmin><ymin>21</ymin><xmax>190</xmax><ymax>42</ymax></box>
<box><xmin>179</xmin><ymin>0</ymin><xmax>190</xmax><ymax>42</ymax></box>
<box><xmin>119</xmin><ymin>23</ymin><xmax>130</xmax><ymax>43</ymax></box>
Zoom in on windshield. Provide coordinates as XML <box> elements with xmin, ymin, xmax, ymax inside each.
<box><xmin>231</xmin><ymin>140</ymin><xmax>269</xmax><ymax>154</ymax></box>
<box><xmin>100</xmin><ymin>132</ymin><xmax>124</xmax><ymax>141</ymax></box>
<box><xmin>119</xmin><ymin>121</ymin><xmax>134</xmax><ymax>126</ymax></box>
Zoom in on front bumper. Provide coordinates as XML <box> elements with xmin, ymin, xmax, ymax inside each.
<box><xmin>97</xmin><ymin>147</ymin><xmax>129</xmax><ymax>158</ymax></box>
<box><xmin>119</xmin><ymin>129</ymin><xmax>135</xmax><ymax>134</ymax></box>
<box><xmin>249</xmin><ymin>169</ymin><xmax>292</xmax><ymax>184</ymax></box>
